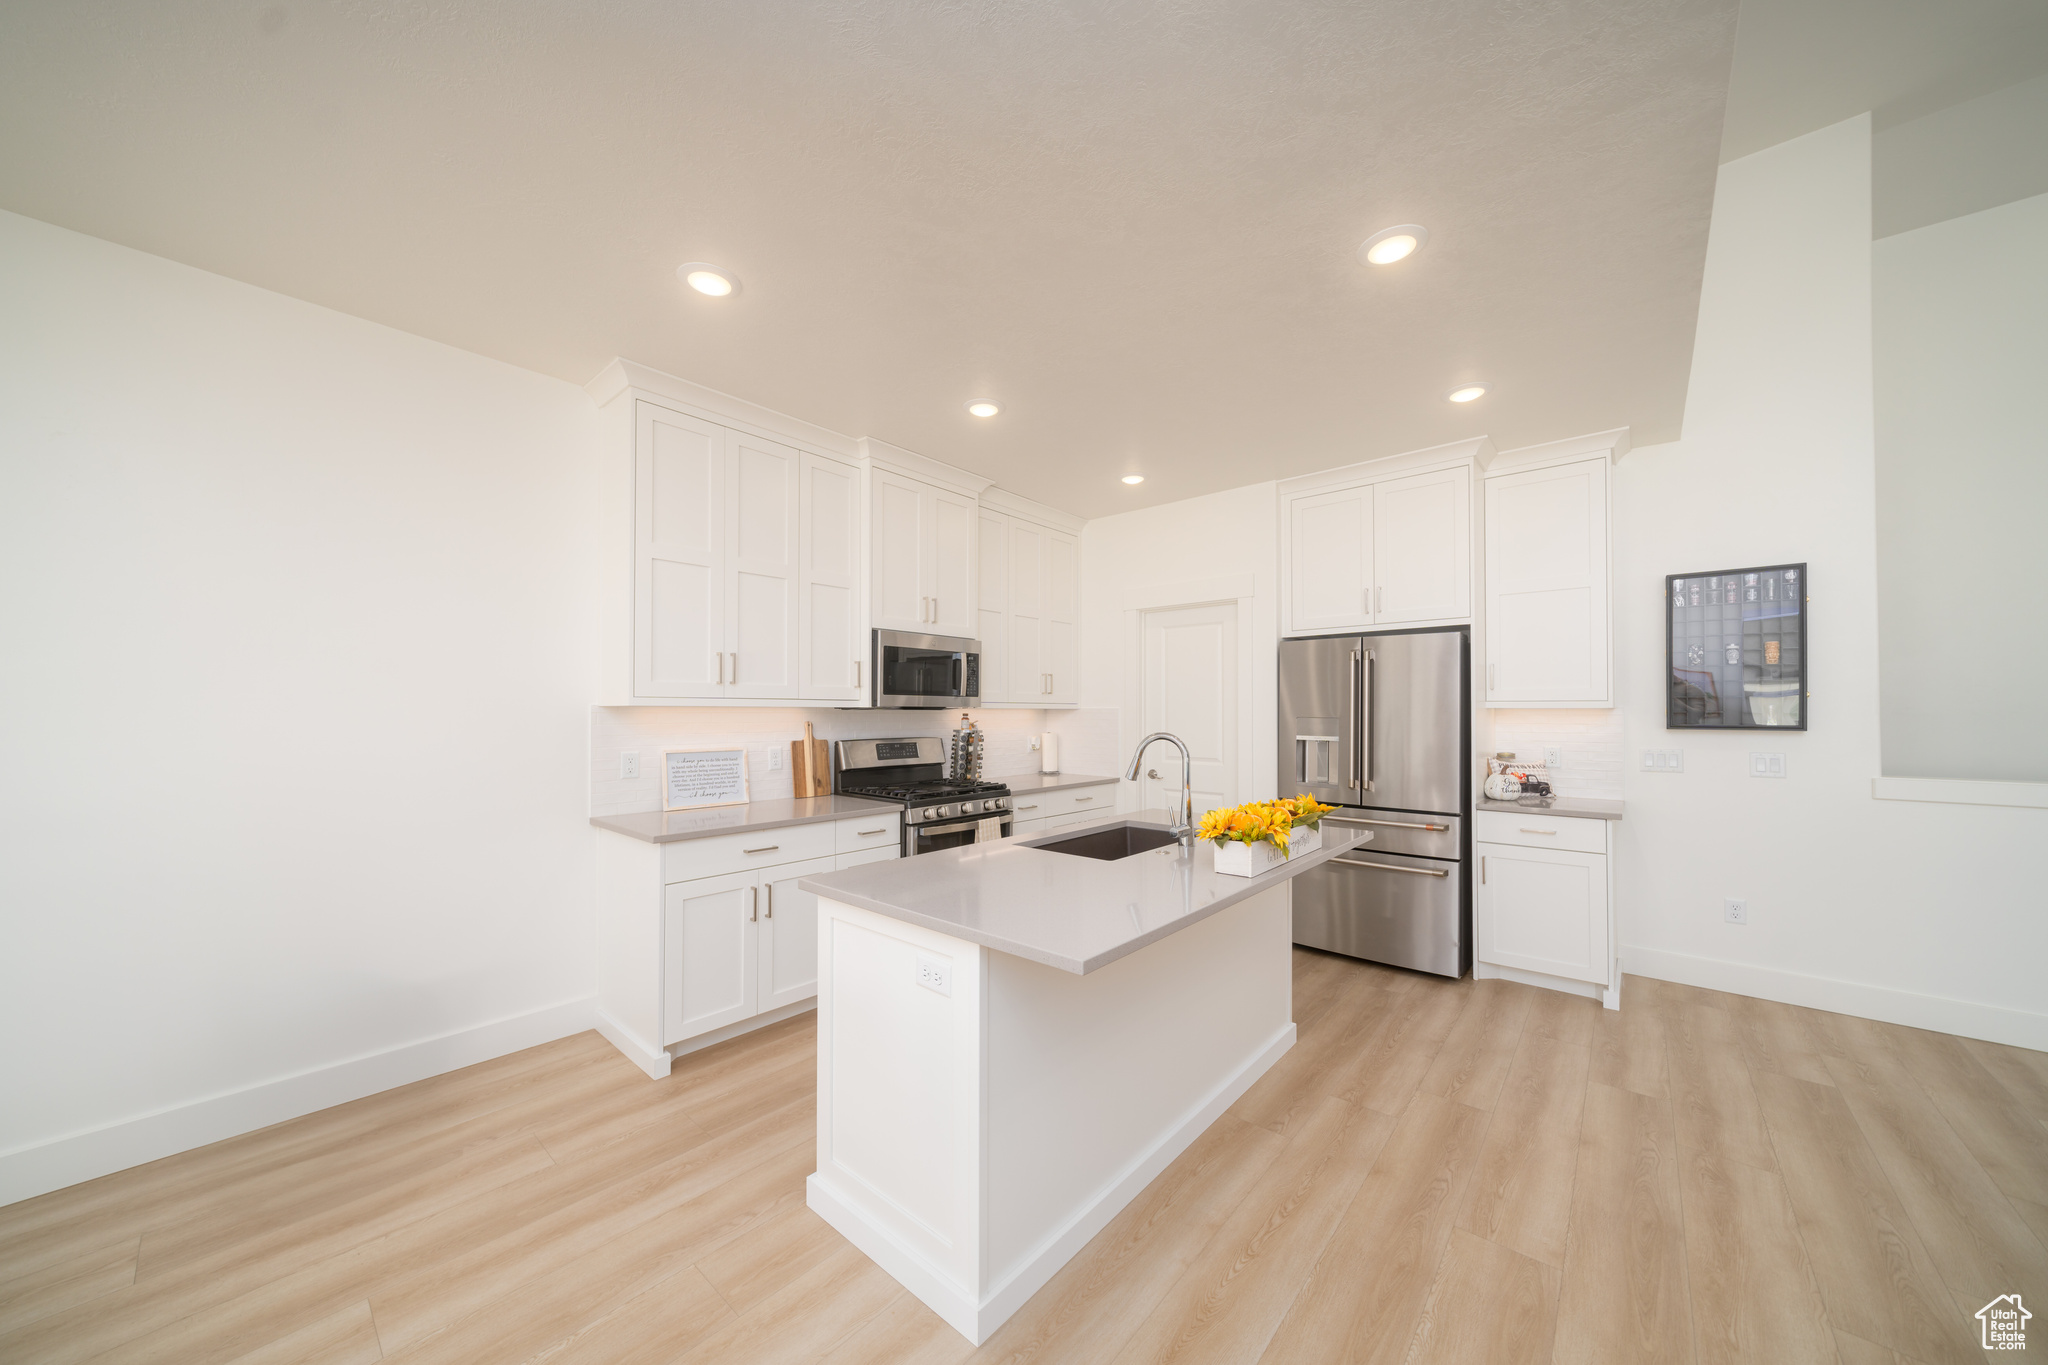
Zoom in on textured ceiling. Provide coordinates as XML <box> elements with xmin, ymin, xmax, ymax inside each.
<box><xmin>0</xmin><ymin>1</ymin><xmax>1737</xmax><ymax>518</ymax></box>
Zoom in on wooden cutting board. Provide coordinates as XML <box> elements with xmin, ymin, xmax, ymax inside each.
<box><xmin>790</xmin><ymin>722</ymin><xmax>831</xmax><ymax>798</ymax></box>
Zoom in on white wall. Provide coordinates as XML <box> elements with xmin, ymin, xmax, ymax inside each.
<box><xmin>1612</xmin><ymin>117</ymin><xmax>2044</xmax><ymax>1049</ymax></box>
<box><xmin>0</xmin><ymin>211</ymin><xmax>606</xmax><ymax>1203</ymax></box>
<box><xmin>1079</xmin><ymin>483</ymin><xmax>1282</xmax><ymax>810</ymax></box>
<box><xmin>1873</xmin><ymin>190</ymin><xmax>2048</xmax><ymax>782</ymax></box>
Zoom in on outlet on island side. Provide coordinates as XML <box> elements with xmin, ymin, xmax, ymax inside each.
<box><xmin>1725</xmin><ymin>898</ymin><xmax>1748</xmax><ymax>925</ymax></box>
<box><xmin>916</xmin><ymin>954</ymin><xmax>952</xmax><ymax>996</ymax></box>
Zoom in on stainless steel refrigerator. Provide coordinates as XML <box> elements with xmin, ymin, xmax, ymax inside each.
<box><xmin>1277</xmin><ymin>627</ymin><xmax>1469</xmax><ymax>977</ymax></box>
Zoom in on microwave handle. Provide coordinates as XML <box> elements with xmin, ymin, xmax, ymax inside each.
<box><xmin>953</xmin><ymin>654</ymin><xmax>963</xmax><ymax>694</ymax></box>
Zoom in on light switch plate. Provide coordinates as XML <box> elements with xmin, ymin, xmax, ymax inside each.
<box><xmin>1641</xmin><ymin>749</ymin><xmax>1684</xmax><ymax>772</ymax></box>
<box><xmin>619</xmin><ymin>752</ymin><xmax>640</xmax><ymax>780</ymax></box>
<box><xmin>1750</xmin><ymin>752</ymin><xmax>1787</xmax><ymax>778</ymax></box>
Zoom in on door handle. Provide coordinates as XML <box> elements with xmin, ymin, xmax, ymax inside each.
<box><xmin>1519</xmin><ymin>828</ymin><xmax>1558</xmax><ymax>836</ymax></box>
<box><xmin>1481</xmin><ymin>856</ymin><xmax>1486</xmax><ymax>884</ymax></box>
<box><xmin>1347</xmin><ymin>649</ymin><xmax>1361</xmax><ymax>790</ymax></box>
<box><xmin>856</xmin><ymin>827</ymin><xmax>888</xmax><ymax>836</ymax></box>
<box><xmin>749</xmin><ymin>886</ymin><xmax>759</xmax><ymax>922</ymax></box>
<box><xmin>715</xmin><ymin>651</ymin><xmax>725</xmax><ymax>685</ymax></box>
<box><xmin>764</xmin><ymin>884</ymin><xmax>773</xmax><ymax>918</ymax></box>
<box><xmin>1333</xmin><ymin>857</ymin><xmax>1450</xmax><ymax>878</ymax></box>
<box><xmin>1073</xmin><ymin>795</ymin><xmax>1094</xmax><ymax>803</ymax></box>
<box><xmin>1376</xmin><ymin>585</ymin><xmax>1383</xmax><ymax>614</ymax></box>
<box><xmin>854</xmin><ymin>659</ymin><xmax>862</xmax><ymax>687</ymax></box>
<box><xmin>742</xmin><ymin>845</ymin><xmax>779</xmax><ymax>855</ymax></box>
<box><xmin>1359</xmin><ymin>648</ymin><xmax>1375</xmax><ymax>791</ymax></box>
<box><xmin>1146</xmin><ymin>768</ymin><xmax>1159</xmax><ymax>779</ymax></box>
<box><xmin>1488</xmin><ymin>663</ymin><xmax>1497</xmax><ymax>693</ymax></box>
<box><xmin>1325</xmin><ymin>815</ymin><xmax>1450</xmax><ymax>832</ymax></box>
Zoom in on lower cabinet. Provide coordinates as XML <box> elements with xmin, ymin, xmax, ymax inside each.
<box><xmin>1474</xmin><ymin>812</ymin><xmax>1614</xmax><ymax>998</ymax></box>
<box><xmin>664</xmin><ymin>853</ymin><xmax>838</xmax><ymax>1044</ymax></box>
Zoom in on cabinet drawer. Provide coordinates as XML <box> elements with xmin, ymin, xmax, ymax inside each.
<box><xmin>835</xmin><ymin>811</ymin><xmax>902</xmax><ymax>853</ymax></box>
<box><xmin>1017</xmin><ymin>785</ymin><xmax>1113</xmax><ymax>821</ymax></box>
<box><xmin>662</xmin><ymin>820</ymin><xmax>837</xmax><ymax>883</ymax></box>
<box><xmin>1475</xmin><ymin>811</ymin><xmax>1607</xmax><ymax>855</ymax></box>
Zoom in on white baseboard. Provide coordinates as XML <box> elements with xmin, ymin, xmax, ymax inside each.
<box><xmin>1624</xmin><ymin>947</ymin><xmax>2048</xmax><ymax>1052</ymax></box>
<box><xmin>669</xmin><ymin>999</ymin><xmax>817</xmax><ymax>1061</ymax></box>
<box><xmin>1476</xmin><ymin>960</ymin><xmax>1613</xmax><ymax>1007</ymax></box>
<box><xmin>595</xmin><ymin>1008</ymin><xmax>671</xmax><ymax>1080</ymax></box>
<box><xmin>0</xmin><ymin>996</ymin><xmax>596</xmax><ymax>1208</ymax></box>
<box><xmin>807</xmin><ymin>1021</ymin><xmax>1296</xmax><ymax>1344</ymax></box>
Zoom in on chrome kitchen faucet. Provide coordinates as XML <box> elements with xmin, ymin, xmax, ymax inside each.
<box><xmin>1125</xmin><ymin>731</ymin><xmax>1195</xmax><ymax>850</ymax></box>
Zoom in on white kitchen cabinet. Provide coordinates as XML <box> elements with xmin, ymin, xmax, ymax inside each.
<box><xmin>1475</xmin><ymin>811</ymin><xmax>1616</xmax><ymax>1004</ymax></box>
<box><xmin>977</xmin><ymin>508</ymin><xmax>1010</xmax><ymax>702</ymax></box>
<box><xmin>597</xmin><ymin>810</ymin><xmax>901</xmax><ymax>1077</ymax></box>
<box><xmin>872</xmin><ymin>470</ymin><xmax>976</xmax><ymax>636</ymax></box>
<box><xmin>1044</xmin><ymin>530</ymin><xmax>1078</xmax><ymax>704</ymax></box>
<box><xmin>1374</xmin><ymin>467</ymin><xmax>1470</xmax><ymax>624</ymax></box>
<box><xmin>1482</xmin><ymin>455</ymin><xmax>1610</xmax><ymax>706</ymax></box>
<box><xmin>629</xmin><ymin>398</ymin><xmax>861</xmax><ymax>703</ymax></box>
<box><xmin>801</xmin><ymin>452</ymin><xmax>865</xmax><ymax>702</ymax></box>
<box><xmin>1008</xmin><ymin>518</ymin><xmax>1045</xmax><ymax>701</ymax></box>
<box><xmin>974</xmin><ymin>505</ymin><xmax>1078</xmax><ymax>707</ymax></box>
<box><xmin>1280</xmin><ymin>460</ymin><xmax>1473</xmax><ymax>637</ymax></box>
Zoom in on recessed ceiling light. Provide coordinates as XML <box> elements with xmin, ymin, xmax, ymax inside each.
<box><xmin>677</xmin><ymin>263</ymin><xmax>737</xmax><ymax>296</ymax></box>
<box><xmin>1447</xmin><ymin>382</ymin><xmax>1489</xmax><ymax>403</ymax></box>
<box><xmin>967</xmin><ymin>401</ymin><xmax>1001</xmax><ymax>418</ymax></box>
<box><xmin>1359</xmin><ymin>225</ymin><xmax>1429</xmax><ymax>266</ymax></box>
<box><xmin>1121</xmin><ymin>474</ymin><xmax>1145</xmax><ymax>485</ymax></box>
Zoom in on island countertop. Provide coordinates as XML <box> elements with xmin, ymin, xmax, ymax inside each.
<box><xmin>798</xmin><ymin>809</ymin><xmax>1370</xmax><ymax>975</ymax></box>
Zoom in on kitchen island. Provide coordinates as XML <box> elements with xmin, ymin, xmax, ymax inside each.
<box><xmin>795</xmin><ymin>810</ymin><xmax>1371</xmax><ymax>1343</ymax></box>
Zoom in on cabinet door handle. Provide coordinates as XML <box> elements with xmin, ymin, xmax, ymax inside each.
<box><xmin>749</xmin><ymin>886</ymin><xmax>758</xmax><ymax>922</ymax></box>
<box><xmin>1519</xmin><ymin>828</ymin><xmax>1558</xmax><ymax>836</ymax></box>
<box><xmin>1377</xmin><ymin>585</ymin><xmax>1383</xmax><ymax>614</ymax></box>
<box><xmin>1333</xmin><ymin>857</ymin><xmax>1450</xmax><ymax>878</ymax></box>
<box><xmin>933</xmin><ymin>596</ymin><xmax>939</xmax><ymax>620</ymax></box>
<box><xmin>764</xmin><ymin>884</ymin><xmax>773</xmax><ymax>918</ymax></box>
<box><xmin>714</xmin><ymin>651</ymin><xmax>725</xmax><ymax>685</ymax></box>
<box><xmin>1073</xmin><ymin>795</ymin><xmax>1093</xmax><ymax>803</ymax></box>
<box><xmin>1481</xmin><ymin>856</ymin><xmax>1486</xmax><ymax>884</ymax></box>
<box><xmin>856</xmin><ymin>827</ymin><xmax>887</xmax><ymax>836</ymax></box>
<box><xmin>743</xmin><ymin>845</ymin><xmax>779</xmax><ymax>855</ymax></box>
<box><xmin>1016</xmin><ymin>804</ymin><xmax>1038</xmax><ymax>811</ymax></box>
<box><xmin>854</xmin><ymin>659</ymin><xmax>863</xmax><ymax>688</ymax></box>
<box><xmin>1488</xmin><ymin>663</ymin><xmax>1497</xmax><ymax>692</ymax></box>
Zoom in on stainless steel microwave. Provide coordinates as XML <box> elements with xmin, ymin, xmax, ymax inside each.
<box><xmin>873</xmin><ymin>629</ymin><xmax>981</xmax><ymax>708</ymax></box>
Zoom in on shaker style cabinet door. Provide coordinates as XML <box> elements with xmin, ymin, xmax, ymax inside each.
<box><xmin>759</xmin><ymin>856</ymin><xmax>835</xmax><ymax>1012</ymax></box>
<box><xmin>871</xmin><ymin>470</ymin><xmax>929</xmax><ymax>632</ymax></box>
<box><xmin>1008</xmin><ymin>518</ymin><xmax>1045</xmax><ymax>701</ymax></box>
<box><xmin>976</xmin><ymin>509</ymin><xmax>1011</xmax><ymax>703</ymax></box>
<box><xmin>725</xmin><ymin>432</ymin><xmax>802</xmax><ymax>699</ymax></box>
<box><xmin>928</xmin><ymin>488</ymin><xmax>977</xmax><ymax>636</ymax></box>
<box><xmin>1475</xmin><ymin>843</ymin><xmax>1609</xmax><ymax>985</ymax></box>
<box><xmin>662</xmin><ymin>870</ymin><xmax>760</xmax><ymax>1044</ymax></box>
<box><xmin>1044</xmin><ymin>530</ymin><xmax>1078</xmax><ymax>704</ymax></box>
<box><xmin>801</xmin><ymin>452</ymin><xmax>865</xmax><ymax>702</ymax></box>
<box><xmin>1483</xmin><ymin>457</ymin><xmax>1610</xmax><ymax>704</ymax></box>
<box><xmin>1374</xmin><ymin>467</ymin><xmax>1470</xmax><ymax>624</ymax></box>
<box><xmin>635</xmin><ymin>404</ymin><xmax>727</xmax><ymax>698</ymax></box>
<box><xmin>1285</xmin><ymin>483</ymin><xmax>1375</xmax><ymax>635</ymax></box>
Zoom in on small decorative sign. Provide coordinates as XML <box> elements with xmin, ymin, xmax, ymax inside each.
<box><xmin>662</xmin><ymin>748</ymin><xmax>750</xmax><ymax>811</ymax></box>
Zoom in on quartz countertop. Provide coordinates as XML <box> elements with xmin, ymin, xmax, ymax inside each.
<box><xmin>1476</xmin><ymin>796</ymin><xmax>1625</xmax><ymax>821</ymax></box>
<box><xmin>993</xmin><ymin>771</ymin><xmax>1118</xmax><ymax>795</ymax></box>
<box><xmin>798</xmin><ymin>809</ymin><xmax>1370</xmax><ymax>975</ymax></box>
<box><xmin>591</xmin><ymin>794</ymin><xmax>898</xmax><ymax>844</ymax></box>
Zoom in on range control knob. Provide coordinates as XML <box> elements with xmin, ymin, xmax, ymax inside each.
<box><xmin>963</xmin><ymin>800</ymin><xmax>981</xmax><ymax>814</ymax></box>
<box><xmin>922</xmin><ymin>807</ymin><xmax>938</xmax><ymax>821</ymax></box>
<box><xmin>992</xmin><ymin>797</ymin><xmax>1007</xmax><ymax>809</ymax></box>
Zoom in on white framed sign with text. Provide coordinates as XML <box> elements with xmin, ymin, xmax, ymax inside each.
<box><xmin>662</xmin><ymin>747</ymin><xmax>750</xmax><ymax>812</ymax></box>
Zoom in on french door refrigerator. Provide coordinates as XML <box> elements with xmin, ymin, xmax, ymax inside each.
<box><xmin>1277</xmin><ymin>627</ymin><xmax>1469</xmax><ymax>977</ymax></box>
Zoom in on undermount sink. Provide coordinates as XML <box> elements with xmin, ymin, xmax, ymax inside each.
<box><xmin>1027</xmin><ymin>822</ymin><xmax>1183</xmax><ymax>861</ymax></box>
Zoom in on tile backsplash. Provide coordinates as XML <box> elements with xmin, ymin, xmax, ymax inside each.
<box><xmin>591</xmin><ymin>706</ymin><xmax>1122</xmax><ymax>815</ymax></box>
<box><xmin>1482</xmin><ymin>709</ymin><xmax>1627</xmax><ymax>799</ymax></box>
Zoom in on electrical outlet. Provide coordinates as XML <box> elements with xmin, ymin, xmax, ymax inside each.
<box><xmin>1544</xmin><ymin>747</ymin><xmax>1564</xmax><ymax>770</ymax></box>
<box><xmin>1641</xmin><ymin>749</ymin><xmax>1685</xmax><ymax>772</ymax></box>
<box><xmin>916</xmin><ymin>954</ymin><xmax>952</xmax><ymax>996</ymax></box>
<box><xmin>768</xmin><ymin>748</ymin><xmax>784</xmax><ymax>772</ymax></box>
<box><xmin>1725</xmin><ymin>898</ymin><xmax>1748</xmax><ymax>924</ymax></box>
<box><xmin>619</xmin><ymin>752</ymin><xmax>640</xmax><ymax>780</ymax></box>
<box><xmin>1749</xmin><ymin>752</ymin><xmax>1787</xmax><ymax>778</ymax></box>
<box><xmin>1030</xmin><ymin>737</ymin><xmax>1041</xmax><ymax>750</ymax></box>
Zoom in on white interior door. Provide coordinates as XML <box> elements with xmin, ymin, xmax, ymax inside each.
<box><xmin>1139</xmin><ymin>602</ymin><xmax>1239</xmax><ymax>823</ymax></box>
<box><xmin>662</xmin><ymin>870</ymin><xmax>759</xmax><ymax>1044</ymax></box>
<box><xmin>759</xmin><ymin>855</ymin><xmax>834</xmax><ymax>1011</ymax></box>
<box><xmin>636</xmin><ymin>404</ymin><xmax>726</xmax><ymax>698</ymax></box>
<box><xmin>1375</xmin><ymin>466</ymin><xmax>1471</xmax><ymax>623</ymax></box>
<box><xmin>726</xmin><ymin>433</ymin><xmax>801</xmax><ymax>698</ymax></box>
<box><xmin>800</xmin><ymin>452</ymin><xmax>864</xmax><ymax>701</ymax></box>
<box><xmin>976</xmin><ymin>509</ymin><xmax>1010</xmax><ymax>703</ymax></box>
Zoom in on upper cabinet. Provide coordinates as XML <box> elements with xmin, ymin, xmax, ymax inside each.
<box><xmin>1482</xmin><ymin>451</ymin><xmax>1613</xmax><ymax>707</ymax></box>
<box><xmin>1280</xmin><ymin>447</ymin><xmax>1477</xmax><ymax>638</ymax></box>
<box><xmin>977</xmin><ymin>492</ymin><xmax>1082</xmax><ymax>707</ymax></box>
<box><xmin>870</xmin><ymin>467</ymin><xmax>977</xmax><ymax>637</ymax></box>
<box><xmin>800</xmin><ymin>452</ymin><xmax>865</xmax><ymax>702</ymax></box>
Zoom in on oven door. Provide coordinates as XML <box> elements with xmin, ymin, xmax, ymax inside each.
<box><xmin>875</xmin><ymin>630</ymin><xmax>981</xmax><ymax>708</ymax></box>
<box><xmin>911</xmin><ymin>813</ymin><xmax>1013</xmax><ymax>856</ymax></box>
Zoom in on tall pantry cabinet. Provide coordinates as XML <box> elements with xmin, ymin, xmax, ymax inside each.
<box><xmin>974</xmin><ymin>489</ymin><xmax>1081</xmax><ymax>706</ymax></box>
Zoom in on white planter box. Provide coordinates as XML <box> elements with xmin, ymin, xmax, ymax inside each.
<box><xmin>1213</xmin><ymin>838</ymin><xmax>1288</xmax><ymax>878</ymax></box>
<box><xmin>1290</xmin><ymin>825</ymin><xmax>1323</xmax><ymax>856</ymax></box>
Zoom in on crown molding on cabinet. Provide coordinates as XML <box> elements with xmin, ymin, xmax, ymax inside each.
<box><xmin>1487</xmin><ymin>427</ymin><xmax>1632</xmax><ymax>475</ymax></box>
<box><xmin>978</xmin><ymin>486</ymin><xmax>1085</xmax><ymax>534</ymax></box>
<box><xmin>584</xmin><ymin>357</ymin><xmax>862</xmax><ymax>461</ymax></box>
<box><xmin>855</xmin><ymin>436</ymin><xmax>995</xmax><ymax>500</ymax></box>
<box><xmin>1277</xmin><ymin>436</ymin><xmax>1497</xmax><ymax>497</ymax></box>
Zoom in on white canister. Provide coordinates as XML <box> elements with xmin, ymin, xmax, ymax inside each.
<box><xmin>1040</xmin><ymin>732</ymin><xmax>1060</xmax><ymax>774</ymax></box>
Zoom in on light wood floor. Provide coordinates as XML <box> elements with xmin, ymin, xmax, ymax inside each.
<box><xmin>4</xmin><ymin>954</ymin><xmax>2044</xmax><ymax>1365</ymax></box>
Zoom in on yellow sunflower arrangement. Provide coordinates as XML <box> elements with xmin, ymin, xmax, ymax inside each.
<box><xmin>1196</xmin><ymin>794</ymin><xmax>1338</xmax><ymax>856</ymax></box>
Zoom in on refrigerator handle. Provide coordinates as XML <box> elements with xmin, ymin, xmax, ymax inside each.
<box><xmin>1359</xmin><ymin>648</ymin><xmax>1374</xmax><ymax>791</ymax></box>
<box><xmin>1347</xmin><ymin>649</ymin><xmax>1361</xmax><ymax>790</ymax></box>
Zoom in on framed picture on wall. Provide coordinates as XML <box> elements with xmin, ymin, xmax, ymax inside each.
<box><xmin>1665</xmin><ymin>563</ymin><xmax>1807</xmax><ymax>730</ymax></box>
<box><xmin>661</xmin><ymin>747</ymin><xmax>750</xmax><ymax>811</ymax></box>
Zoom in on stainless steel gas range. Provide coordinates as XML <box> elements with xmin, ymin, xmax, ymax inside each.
<box><xmin>834</xmin><ymin>737</ymin><xmax>1013</xmax><ymax>857</ymax></box>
